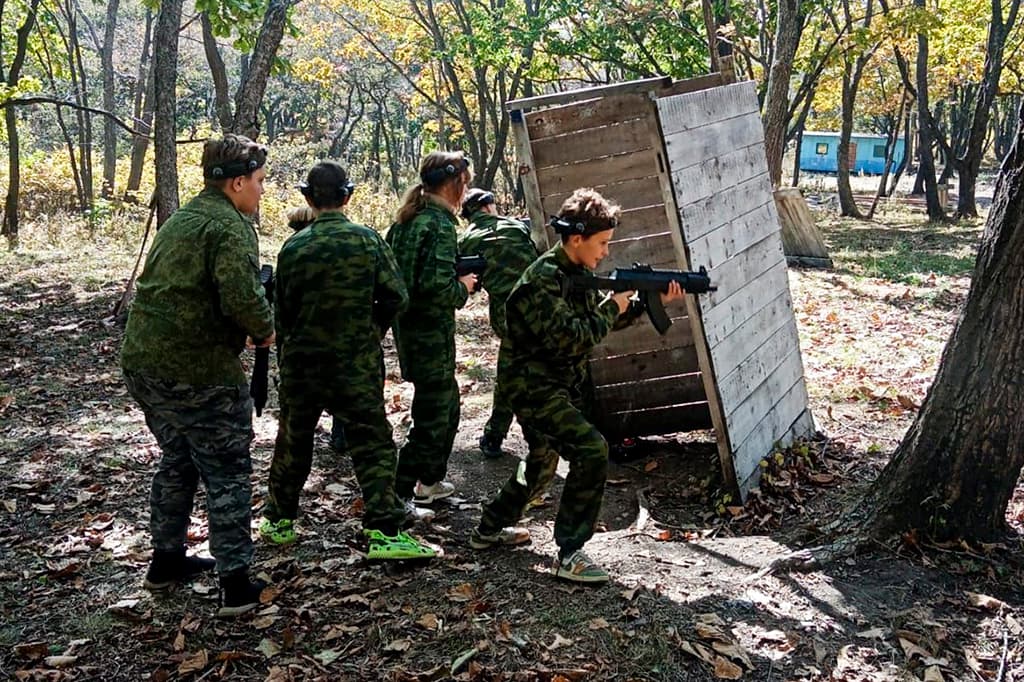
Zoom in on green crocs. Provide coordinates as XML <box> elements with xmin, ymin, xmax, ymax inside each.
<box><xmin>364</xmin><ymin>529</ymin><xmax>437</xmax><ymax>560</ymax></box>
<box><xmin>259</xmin><ymin>518</ymin><xmax>298</xmax><ymax>545</ymax></box>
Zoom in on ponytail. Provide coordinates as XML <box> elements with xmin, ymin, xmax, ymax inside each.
<box><xmin>395</xmin><ymin>183</ymin><xmax>427</xmax><ymax>224</ymax></box>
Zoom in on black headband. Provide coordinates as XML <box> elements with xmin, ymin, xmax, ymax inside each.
<box><xmin>203</xmin><ymin>157</ymin><xmax>264</xmax><ymax>180</ymax></box>
<box><xmin>461</xmin><ymin>191</ymin><xmax>495</xmax><ymax>218</ymax></box>
<box><xmin>549</xmin><ymin>214</ymin><xmax>618</xmax><ymax>236</ymax></box>
<box><xmin>421</xmin><ymin>158</ymin><xmax>470</xmax><ymax>186</ymax></box>
<box><xmin>297</xmin><ymin>180</ymin><xmax>355</xmax><ymax>200</ymax></box>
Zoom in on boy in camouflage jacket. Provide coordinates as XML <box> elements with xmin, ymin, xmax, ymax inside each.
<box><xmin>469</xmin><ymin>189</ymin><xmax>683</xmax><ymax>583</ymax></box>
<box><xmin>121</xmin><ymin>134</ymin><xmax>275</xmax><ymax>617</ymax></box>
<box><xmin>261</xmin><ymin>161</ymin><xmax>434</xmax><ymax>560</ymax></box>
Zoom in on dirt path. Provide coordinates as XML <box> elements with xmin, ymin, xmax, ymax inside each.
<box><xmin>1</xmin><ymin>228</ymin><xmax>1022</xmax><ymax>681</ymax></box>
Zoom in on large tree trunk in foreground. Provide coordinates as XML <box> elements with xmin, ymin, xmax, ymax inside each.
<box><xmin>856</xmin><ymin>100</ymin><xmax>1024</xmax><ymax>542</ymax></box>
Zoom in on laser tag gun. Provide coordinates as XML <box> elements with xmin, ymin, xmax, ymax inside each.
<box><xmin>561</xmin><ymin>263</ymin><xmax>716</xmax><ymax>335</ymax></box>
<box><xmin>455</xmin><ymin>254</ymin><xmax>487</xmax><ymax>292</ymax></box>
<box><xmin>250</xmin><ymin>264</ymin><xmax>275</xmax><ymax>416</ymax></box>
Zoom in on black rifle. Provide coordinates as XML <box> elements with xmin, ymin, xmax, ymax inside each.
<box><xmin>561</xmin><ymin>263</ymin><xmax>716</xmax><ymax>335</ymax></box>
<box><xmin>250</xmin><ymin>264</ymin><xmax>275</xmax><ymax>416</ymax></box>
<box><xmin>455</xmin><ymin>254</ymin><xmax>487</xmax><ymax>292</ymax></box>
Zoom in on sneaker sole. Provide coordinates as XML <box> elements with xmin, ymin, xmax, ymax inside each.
<box><xmin>413</xmin><ymin>490</ymin><xmax>455</xmax><ymax>504</ymax></box>
<box><xmin>553</xmin><ymin>567</ymin><xmax>610</xmax><ymax>584</ymax></box>
<box><xmin>367</xmin><ymin>550</ymin><xmax>437</xmax><ymax>560</ymax></box>
<box><xmin>259</xmin><ymin>533</ymin><xmax>298</xmax><ymax>546</ymax></box>
<box><xmin>469</xmin><ymin>534</ymin><xmax>531</xmax><ymax>550</ymax></box>
<box><xmin>216</xmin><ymin>602</ymin><xmax>261</xmax><ymax>618</ymax></box>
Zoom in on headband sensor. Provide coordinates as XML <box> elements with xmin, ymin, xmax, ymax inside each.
<box><xmin>421</xmin><ymin>157</ymin><xmax>470</xmax><ymax>186</ymax></box>
<box><xmin>203</xmin><ymin>157</ymin><xmax>264</xmax><ymax>180</ymax></box>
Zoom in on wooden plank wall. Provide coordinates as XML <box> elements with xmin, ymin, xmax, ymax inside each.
<box><xmin>655</xmin><ymin>81</ymin><xmax>815</xmax><ymax>494</ymax></box>
<box><xmin>523</xmin><ymin>89</ymin><xmax>710</xmax><ymax>437</ymax></box>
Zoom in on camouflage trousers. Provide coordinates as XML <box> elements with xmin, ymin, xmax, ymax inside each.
<box><xmin>478</xmin><ymin>382</ymin><xmax>608</xmax><ymax>557</ymax></box>
<box><xmin>123</xmin><ymin>370</ymin><xmax>254</xmax><ymax>575</ymax></box>
<box><xmin>267</xmin><ymin>382</ymin><xmax>406</xmax><ymax>536</ymax></box>
<box><xmin>483</xmin><ymin>340</ymin><xmax>514</xmax><ymax>443</ymax></box>
<box><xmin>394</xmin><ymin>372</ymin><xmax>460</xmax><ymax>500</ymax></box>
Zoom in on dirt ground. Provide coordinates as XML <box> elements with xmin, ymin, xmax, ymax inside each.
<box><xmin>1</xmin><ymin>208</ymin><xmax>1022</xmax><ymax>681</ymax></box>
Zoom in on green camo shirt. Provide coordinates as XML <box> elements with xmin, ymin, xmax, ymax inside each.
<box><xmin>457</xmin><ymin>210</ymin><xmax>538</xmax><ymax>338</ymax></box>
<box><xmin>274</xmin><ymin>210</ymin><xmax>408</xmax><ymax>389</ymax></box>
<box><xmin>120</xmin><ymin>188</ymin><xmax>274</xmax><ymax>386</ymax></box>
<box><xmin>504</xmin><ymin>245</ymin><xmax>622</xmax><ymax>391</ymax></box>
<box><xmin>386</xmin><ymin>197</ymin><xmax>469</xmax><ymax>382</ymax></box>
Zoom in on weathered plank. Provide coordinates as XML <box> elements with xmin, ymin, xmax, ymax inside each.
<box><xmin>701</xmin><ymin>260</ymin><xmax>790</xmax><ymax>347</ymax></box>
<box><xmin>670</xmin><ymin>144</ymin><xmax>769</xmax><ymax>209</ymax></box>
<box><xmin>542</xmin><ymin>175</ymin><xmax>664</xmax><ymax>215</ymax></box>
<box><xmin>606</xmin><ymin>232</ymin><xmax>678</xmax><ymax>268</ymax></box>
<box><xmin>715</xmin><ymin>320</ymin><xmax>802</xmax><ymax>411</ymax></box>
<box><xmin>662</xmin><ymin>111</ymin><xmax>765</xmax><ymax>172</ymax></box>
<box><xmin>706</xmin><ymin>289</ymin><xmax>793</xmax><ymax>380</ymax></box>
<box><xmin>594</xmin><ymin>372</ymin><xmax>707</xmax><ymax>412</ymax></box>
<box><xmin>509</xmin><ymin>109</ymin><xmax>551</xmax><ymax>250</ymax></box>
<box><xmin>535</xmin><ymin>149</ymin><xmax>658</xmax><ymax>199</ymax></box>
<box><xmin>733</xmin><ymin>388</ymin><xmax>815</xmax><ymax>494</ymax></box>
<box><xmin>677</xmin><ymin>174</ymin><xmax>775</xmax><ymax>244</ymax></box>
<box><xmin>773</xmin><ymin>188</ymin><xmax>832</xmax><ymax>263</ymax></box>
<box><xmin>609</xmin><ymin>206</ymin><xmax>673</xmax><ymax>243</ymax></box>
<box><xmin>684</xmin><ymin>200</ymin><xmax>777</xmax><ymax>270</ymax></box>
<box><xmin>532</xmin><ymin>118</ymin><xmax>655</xmax><ymax>170</ymax></box>
<box><xmin>589</xmin><ymin>344</ymin><xmax>701</xmax><ymax>385</ymax></box>
<box><xmin>526</xmin><ymin>93</ymin><xmax>652</xmax><ymax>141</ymax></box>
<box><xmin>695</xmin><ymin>232</ymin><xmax>785</xmax><ymax>304</ymax></box>
<box><xmin>657</xmin><ymin>81</ymin><xmax>759</xmax><ymax>135</ymax></box>
<box><xmin>722</xmin><ymin>347</ymin><xmax>807</xmax><ymax>451</ymax></box>
<box><xmin>509</xmin><ymin>76</ymin><xmax>672</xmax><ymax>112</ymax></box>
<box><xmin>595</xmin><ymin>310</ymin><xmax>693</xmax><ymax>357</ymax></box>
<box><xmin>598</xmin><ymin>401</ymin><xmax>714</xmax><ymax>438</ymax></box>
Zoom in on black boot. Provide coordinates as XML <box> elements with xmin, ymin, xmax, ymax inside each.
<box><xmin>216</xmin><ymin>571</ymin><xmax>268</xmax><ymax>619</ymax></box>
<box><xmin>330</xmin><ymin>419</ymin><xmax>347</xmax><ymax>453</ymax></box>
<box><xmin>478</xmin><ymin>433</ymin><xmax>504</xmax><ymax>459</ymax></box>
<box><xmin>143</xmin><ymin>548</ymin><xmax>216</xmax><ymax>591</ymax></box>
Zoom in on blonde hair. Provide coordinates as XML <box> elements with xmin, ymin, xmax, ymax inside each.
<box><xmin>395</xmin><ymin>150</ymin><xmax>471</xmax><ymax>224</ymax></box>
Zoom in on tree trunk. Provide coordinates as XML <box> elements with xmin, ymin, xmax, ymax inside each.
<box><xmin>855</xmin><ymin>99</ymin><xmax>1024</xmax><ymax>542</ymax></box>
<box><xmin>125</xmin><ymin>11</ymin><xmax>154</xmax><ymax>200</ymax></box>
<box><xmin>762</xmin><ymin>0</ymin><xmax>801</xmax><ymax>187</ymax></box>
<box><xmin>100</xmin><ymin>0</ymin><xmax>120</xmax><ymax>198</ymax></box>
<box><xmin>231</xmin><ymin>0</ymin><xmax>292</xmax><ymax>138</ymax></box>
<box><xmin>1</xmin><ymin>0</ymin><xmax>42</xmax><ymax>248</ymax></box>
<box><xmin>201</xmin><ymin>12</ymin><xmax>233</xmax><ymax>132</ymax></box>
<box><xmin>955</xmin><ymin>0</ymin><xmax>1021</xmax><ymax>218</ymax></box>
<box><xmin>64</xmin><ymin>2</ymin><xmax>94</xmax><ymax>213</ymax></box>
<box><xmin>914</xmin><ymin>7</ymin><xmax>945</xmax><ymax>221</ymax></box>
<box><xmin>836</xmin><ymin>67</ymin><xmax>863</xmax><ymax>217</ymax></box>
<box><xmin>153</xmin><ymin>0</ymin><xmax>183</xmax><ymax>226</ymax></box>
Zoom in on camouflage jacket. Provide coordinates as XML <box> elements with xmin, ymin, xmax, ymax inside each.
<box><xmin>274</xmin><ymin>210</ymin><xmax>408</xmax><ymax>389</ymax></box>
<box><xmin>458</xmin><ymin>210</ymin><xmax>538</xmax><ymax>337</ymax></box>
<box><xmin>121</xmin><ymin>188</ymin><xmax>274</xmax><ymax>386</ymax></box>
<box><xmin>386</xmin><ymin>197</ymin><xmax>469</xmax><ymax>382</ymax></box>
<box><xmin>504</xmin><ymin>244</ymin><xmax>633</xmax><ymax>393</ymax></box>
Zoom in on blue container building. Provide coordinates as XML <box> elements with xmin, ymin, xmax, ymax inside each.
<box><xmin>798</xmin><ymin>131</ymin><xmax>905</xmax><ymax>174</ymax></box>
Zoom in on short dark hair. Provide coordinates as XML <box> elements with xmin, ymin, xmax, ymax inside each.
<box><xmin>461</xmin><ymin>188</ymin><xmax>495</xmax><ymax>219</ymax></box>
<box><xmin>297</xmin><ymin>161</ymin><xmax>353</xmax><ymax>210</ymax></box>
<box><xmin>555</xmin><ymin>188</ymin><xmax>620</xmax><ymax>243</ymax></box>
<box><xmin>202</xmin><ymin>134</ymin><xmax>267</xmax><ymax>188</ymax></box>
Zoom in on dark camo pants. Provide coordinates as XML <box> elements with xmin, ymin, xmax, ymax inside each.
<box><xmin>123</xmin><ymin>370</ymin><xmax>254</xmax><ymax>575</ymax></box>
<box><xmin>266</xmin><ymin>383</ymin><xmax>406</xmax><ymax>536</ymax></box>
<box><xmin>394</xmin><ymin>372</ymin><xmax>460</xmax><ymax>500</ymax></box>
<box><xmin>479</xmin><ymin>383</ymin><xmax>608</xmax><ymax>556</ymax></box>
<box><xmin>483</xmin><ymin>340</ymin><xmax>514</xmax><ymax>442</ymax></box>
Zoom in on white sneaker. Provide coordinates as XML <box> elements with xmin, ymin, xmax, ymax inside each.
<box><xmin>403</xmin><ymin>499</ymin><xmax>436</xmax><ymax>523</ymax></box>
<box><xmin>414</xmin><ymin>480</ymin><xmax>455</xmax><ymax>504</ymax></box>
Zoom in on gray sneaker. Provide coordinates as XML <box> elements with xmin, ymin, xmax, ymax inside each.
<box><xmin>469</xmin><ymin>526</ymin><xmax>531</xmax><ymax>550</ymax></box>
<box><xmin>403</xmin><ymin>499</ymin><xmax>436</xmax><ymax>524</ymax></box>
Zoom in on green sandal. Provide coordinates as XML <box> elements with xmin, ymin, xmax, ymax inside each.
<box><xmin>364</xmin><ymin>529</ymin><xmax>436</xmax><ymax>560</ymax></box>
<box><xmin>259</xmin><ymin>518</ymin><xmax>298</xmax><ymax>545</ymax></box>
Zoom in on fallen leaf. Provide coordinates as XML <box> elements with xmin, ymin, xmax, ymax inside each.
<box><xmin>806</xmin><ymin>472</ymin><xmax>836</xmax><ymax>485</ymax></box>
<box><xmin>2</xmin><ymin>499</ymin><xmax>15</xmax><ymax>513</ymax></box>
<box><xmin>856</xmin><ymin>627</ymin><xmax>888</xmax><ymax>639</ymax></box>
<box><xmin>447</xmin><ymin>583</ymin><xmax>475</xmax><ymax>602</ymax></box>
<box><xmin>620</xmin><ymin>587</ymin><xmax>640</xmax><ymax>601</ymax></box>
<box><xmin>13</xmin><ymin>642</ymin><xmax>49</xmax><ymax>660</ymax></box>
<box><xmin>257</xmin><ymin>639</ymin><xmax>281</xmax><ymax>659</ymax></box>
<box><xmin>417</xmin><ymin>613</ymin><xmax>439</xmax><ymax>630</ymax></box>
<box><xmin>384</xmin><ymin>639</ymin><xmax>411</xmax><ymax>653</ymax></box>
<box><xmin>713</xmin><ymin>655</ymin><xmax>743</xmax><ymax>679</ymax></box>
<box><xmin>43</xmin><ymin>655</ymin><xmax>77</xmax><ymax>668</ymax></box>
<box><xmin>313</xmin><ymin>649</ymin><xmax>342</xmax><ymax>665</ymax></box>
<box><xmin>173</xmin><ymin>631</ymin><xmax>185</xmax><ymax>652</ymax></box>
<box><xmin>964</xmin><ymin>591</ymin><xmax>1008</xmax><ymax>611</ymax></box>
<box><xmin>898</xmin><ymin>637</ymin><xmax>932</xmax><ymax>662</ymax></box>
<box><xmin>644</xmin><ymin>460</ymin><xmax>659</xmax><ymax>472</ymax></box>
<box><xmin>178</xmin><ymin>649</ymin><xmax>208</xmax><ymax>675</ymax></box>
<box><xmin>545</xmin><ymin>633</ymin><xmax>574</xmax><ymax>650</ymax></box>
<box><xmin>450</xmin><ymin>647</ymin><xmax>478</xmax><ymax>675</ymax></box>
<box><xmin>923</xmin><ymin>665</ymin><xmax>945</xmax><ymax>682</ymax></box>
<box><xmin>588</xmin><ymin>617</ymin><xmax>609</xmax><ymax>630</ymax></box>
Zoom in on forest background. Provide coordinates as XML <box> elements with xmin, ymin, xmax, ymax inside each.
<box><xmin>2</xmin><ymin>0</ymin><xmax>1024</xmax><ymax>680</ymax></box>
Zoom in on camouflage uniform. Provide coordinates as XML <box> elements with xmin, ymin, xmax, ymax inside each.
<box><xmin>457</xmin><ymin>210</ymin><xmax>538</xmax><ymax>443</ymax></box>
<box><xmin>386</xmin><ymin>197</ymin><xmax>469</xmax><ymax>499</ymax></box>
<box><xmin>121</xmin><ymin>187</ymin><xmax>274</xmax><ymax>575</ymax></box>
<box><xmin>266</xmin><ymin>211</ymin><xmax>408</xmax><ymax>534</ymax></box>
<box><xmin>477</xmin><ymin>245</ymin><xmax>637</xmax><ymax>557</ymax></box>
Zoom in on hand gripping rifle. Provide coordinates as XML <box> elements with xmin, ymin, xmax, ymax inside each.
<box><xmin>455</xmin><ymin>254</ymin><xmax>487</xmax><ymax>292</ymax></box>
<box><xmin>560</xmin><ymin>263</ymin><xmax>716</xmax><ymax>335</ymax></box>
<box><xmin>250</xmin><ymin>264</ymin><xmax>275</xmax><ymax>416</ymax></box>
